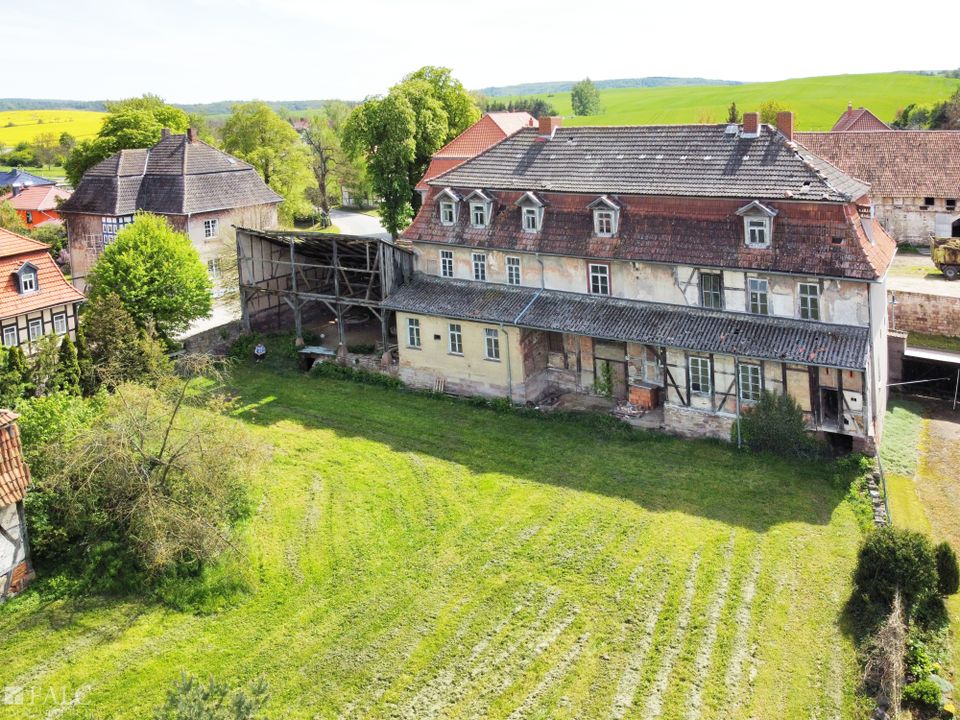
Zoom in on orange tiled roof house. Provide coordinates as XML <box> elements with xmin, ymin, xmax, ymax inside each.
<box><xmin>0</xmin><ymin>409</ymin><xmax>34</xmax><ymax>599</ymax></box>
<box><xmin>0</xmin><ymin>228</ymin><xmax>85</xmax><ymax>356</ymax></box>
<box><xmin>385</xmin><ymin>112</ymin><xmax>895</xmax><ymax>452</ymax></box>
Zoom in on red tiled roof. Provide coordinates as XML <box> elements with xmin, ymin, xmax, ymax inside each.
<box><xmin>404</xmin><ymin>188</ymin><xmax>896</xmax><ymax>281</ymax></box>
<box><xmin>0</xmin><ymin>410</ymin><xmax>30</xmax><ymax>505</ymax></box>
<box><xmin>0</xmin><ymin>228</ymin><xmax>85</xmax><ymax>320</ymax></box>
<box><xmin>797</xmin><ymin>131</ymin><xmax>960</xmax><ymax>198</ymax></box>
<box><xmin>2</xmin><ymin>185</ymin><xmax>71</xmax><ymax>211</ymax></box>
<box><xmin>435</xmin><ymin>113</ymin><xmax>535</xmax><ymax>158</ymax></box>
<box><xmin>831</xmin><ymin>105</ymin><xmax>892</xmax><ymax>132</ymax></box>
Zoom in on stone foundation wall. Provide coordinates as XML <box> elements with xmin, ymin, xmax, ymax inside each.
<box><xmin>663</xmin><ymin>404</ymin><xmax>735</xmax><ymax>441</ymax></box>
<box><xmin>889</xmin><ymin>290</ymin><xmax>960</xmax><ymax>338</ymax></box>
<box><xmin>181</xmin><ymin>320</ymin><xmax>243</xmax><ymax>356</ymax></box>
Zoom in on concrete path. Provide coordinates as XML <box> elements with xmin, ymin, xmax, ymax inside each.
<box><xmin>330</xmin><ymin>209</ymin><xmax>391</xmax><ymax>240</ymax></box>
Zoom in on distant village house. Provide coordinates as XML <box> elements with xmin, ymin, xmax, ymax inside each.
<box><xmin>1</xmin><ymin>184</ymin><xmax>72</xmax><ymax>229</ymax></box>
<box><xmin>59</xmin><ymin>129</ymin><xmax>282</xmax><ymax>293</ymax></box>
<box><xmin>0</xmin><ymin>228</ymin><xmax>84</xmax><ymax>355</ymax></box>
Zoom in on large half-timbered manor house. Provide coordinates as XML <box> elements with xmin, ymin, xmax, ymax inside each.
<box><xmin>385</xmin><ymin>112</ymin><xmax>895</xmax><ymax>451</ymax></box>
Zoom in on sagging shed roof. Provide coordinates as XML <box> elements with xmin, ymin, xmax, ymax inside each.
<box><xmin>384</xmin><ymin>275</ymin><xmax>870</xmax><ymax>370</ymax></box>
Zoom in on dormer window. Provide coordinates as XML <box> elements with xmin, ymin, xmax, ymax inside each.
<box><xmin>465</xmin><ymin>189</ymin><xmax>493</xmax><ymax>228</ymax></box>
<box><xmin>588</xmin><ymin>196</ymin><xmax>621</xmax><ymax>237</ymax></box>
<box><xmin>515</xmin><ymin>191</ymin><xmax>545</xmax><ymax>233</ymax></box>
<box><xmin>436</xmin><ymin>188</ymin><xmax>460</xmax><ymax>226</ymax></box>
<box><xmin>16</xmin><ymin>262</ymin><xmax>38</xmax><ymax>294</ymax></box>
<box><xmin>440</xmin><ymin>202</ymin><xmax>456</xmax><ymax>225</ymax></box>
<box><xmin>736</xmin><ymin>201</ymin><xmax>778</xmax><ymax>248</ymax></box>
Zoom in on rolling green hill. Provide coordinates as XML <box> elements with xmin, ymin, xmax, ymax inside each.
<box><xmin>522</xmin><ymin>73</ymin><xmax>960</xmax><ymax>130</ymax></box>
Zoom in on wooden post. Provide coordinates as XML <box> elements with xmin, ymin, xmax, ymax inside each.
<box><xmin>332</xmin><ymin>238</ymin><xmax>345</xmax><ymax>349</ymax></box>
<box><xmin>289</xmin><ymin>238</ymin><xmax>303</xmax><ymax>346</ymax></box>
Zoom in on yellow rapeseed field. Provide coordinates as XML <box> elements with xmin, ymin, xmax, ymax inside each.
<box><xmin>0</xmin><ymin>109</ymin><xmax>106</xmax><ymax>147</ymax></box>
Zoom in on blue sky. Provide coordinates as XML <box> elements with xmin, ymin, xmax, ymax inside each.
<box><xmin>4</xmin><ymin>0</ymin><xmax>959</xmax><ymax>103</ymax></box>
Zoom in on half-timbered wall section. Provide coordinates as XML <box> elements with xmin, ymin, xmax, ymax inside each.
<box><xmin>236</xmin><ymin>229</ymin><xmax>413</xmax><ymax>349</ymax></box>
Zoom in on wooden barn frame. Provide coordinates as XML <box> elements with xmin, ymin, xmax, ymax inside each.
<box><xmin>236</xmin><ymin>228</ymin><xmax>413</xmax><ymax>350</ymax></box>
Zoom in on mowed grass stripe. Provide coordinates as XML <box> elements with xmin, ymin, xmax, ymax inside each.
<box><xmin>0</xmin><ymin>368</ymin><xmax>864</xmax><ymax>719</ymax></box>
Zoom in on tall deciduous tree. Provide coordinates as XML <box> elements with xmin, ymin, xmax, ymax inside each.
<box><xmin>221</xmin><ymin>102</ymin><xmax>313</xmax><ymax>221</ymax></box>
<box><xmin>0</xmin><ymin>200</ymin><xmax>26</xmax><ymax>233</ymax></box>
<box><xmin>571</xmin><ymin>78</ymin><xmax>601</xmax><ymax>116</ymax></box>
<box><xmin>343</xmin><ymin>66</ymin><xmax>479</xmax><ymax>237</ymax></box>
<box><xmin>758</xmin><ymin>100</ymin><xmax>790</xmax><ymax>125</ymax></box>
<box><xmin>87</xmin><ymin>213</ymin><xmax>212</xmax><ymax>339</ymax></box>
<box><xmin>64</xmin><ymin>95</ymin><xmax>189</xmax><ymax>186</ymax></box>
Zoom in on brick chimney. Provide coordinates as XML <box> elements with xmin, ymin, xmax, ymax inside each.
<box><xmin>776</xmin><ymin>111</ymin><xmax>794</xmax><ymax>140</ymax></box>
<box><xmin>186</xmin><ymin>127</ymin><xmax>197</xmax><ymax>143</ymax></box>
<box><xmin>161</xmin><ymin>127</ymin><xmax>171</xmax><ymax>139</ymax></box>
<box><xmin>742</xmin><ymin>112</ymin><xmax>759</xmax><ymax>136</ymax></box>
<box><xmin>537</xmin><ymin>116</ymin><xmax>561</xmax><ymax>139</ymax></box>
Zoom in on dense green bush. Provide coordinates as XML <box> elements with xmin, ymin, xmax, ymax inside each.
<box><xmin>310</xmin><ymin>360</ymin><xmax>404</xmax><ymax>389</ymax></box>
<box><xmin>852</xmin><ymin>526</ymin><xmax>939</xmax><ymax>619</ymax></box>
<box><xmin>906</xmin><ymin>636</ymin><xmax>935</xmax><ymax>680</ymax></box>
<box><xmin>936</xmin><ymin>542</ymin><xmax>960</xmax><ymax>596</ymax></box>
<box><xmin>735</xmin><ymin>390</ymin><xmax>820</xmax><ymax>458</ymax></box>
<box><xmin>902</xmin><ymin>678</ymin><xmax>943</xmax><ymax>711</ymax></box>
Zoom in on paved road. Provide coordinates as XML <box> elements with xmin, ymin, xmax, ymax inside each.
<box><xmin>888</xmin><ymin>254</ymin><xmax>960</xmax><ymax>298</ymax></box>
<box><xmin>330</xmin><ymin>209</ymin><xmax>391</xmax><ymax>240</ymax></box>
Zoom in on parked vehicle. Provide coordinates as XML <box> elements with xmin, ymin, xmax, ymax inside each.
<box><xmin>931</xmin><ymin>237</ymin><xmax>960</xmax><ymax>280</ymax></box>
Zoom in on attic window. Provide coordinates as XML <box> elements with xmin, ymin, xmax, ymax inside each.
<box><xmin>947</xmin><ymin>198</ymin><xmax>957</xmax><ymax>211</ymax></box>
<box><xmin>471</xmin><ymin>203</ymin><xmax>488</xmax><ymax>227</ymax></box>
<box><xmin>736</xmin><ymin>200</ymin><xmax>778</xmax><ymax>249</ymax></box>
<box><xmin>746</xmin><ymin>218</ymin><xmax>771</xmax><ymax>247</ymax></box>
<box><xmin>19</xmin><ymin>270</ymin><xmax>37</xmax><ymax>293</ymax></box>
<box><xmin>515</xmin><ymin>191</ymin><xmax>545</xmax><ymax>233</ymax></box>
<box><xmin>440</xmin><ymin>201</ymin><xmax>456</xmax><ymax>226</ymax></box>
<box><xmin>522</xmin><ymin>207</ymin><xmax>541</xmax><ymax>232</ymax></box>
<box><xmin>831</xmin><ymin>236</ymin><xmax>844</xmax><ymax>245</ymax></box>
<box><xmin>924</xmin><ymin>197</ymin><xmax>935</xmax><ymax>208</ymax></box>
<box><xmin>588</xmin><ymin>196</ymin><xmax>620</xmax><ymax>237</ymax></box>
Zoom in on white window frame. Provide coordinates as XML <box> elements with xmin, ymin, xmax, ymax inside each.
<box><xmin>470</xmin><ymin>203</ymin><xmax>488</xmax><ymax>228</ymax></box>
<box><xmin>472</xmin><ymin>252</ymin><xmax>486</xmax><ymax>281</ymax></box>
<box><xmin>748</xmin><ymin>278</ymin><xmax>769</xmax><ymax>315</ymax></box>
<box><xmin>448</xmin><ymin>323</ymin><xmax>463</xmax><ymax>355</ymax></box>
<box><xmin>53</xmin><ymin>313</ymin><xmax>67</xmax><ymax>335</ymax></box>
<box><xmin>20</xmin><ymin>272</ymin><xmax>36</xmax><ymax>293</ymax></box>
<box><xmin>506</xmin><ymin>256</ymin><xmax>521</xmax><ymax>286</ymax></box>
<box><xmin>2</xmin><ymin>326</ymin><xmax>17</xmax><ymax>347</ymax></box>
<box><xmin>594</xmin><ymin>209</ymin><xmax>616</xmax><ymax>236</ymax></box>
<box><xmin>798</xmin><ymin>282</ymin><xmax>820</xmax><ymax>321</ymax></box>
<box><xmin>699</xmin><ymin>272</ymin><xmax>723</xmax><ymax>309</ymax></box>
<box><xmin>689</xmin><ymin>356</ymin><xmax>712</xmax><ymax>396</ymax></box>
<box><xmin>207</xmin><ymin>257</ymin><xmax>222</xmax><ymax>281</ymax></box>
<box><xmin>28</xmin><ymin>318</ymin><xmax>43</xmax><ymax>342</ymax></box>
<box><xmin>203</xmin><ymin>218</ymin><xmax>219</xmax><ymax>239</ymax></box>
<box><xmin>440</xmin><ymin>250</ymin><xmax>454</xmax><ymax>278</ymax></box>
<box><xmin>739</xmin><ymin>363</ymin><xmax>762</xmax><ymax>402</ymax></box>
<box><xmin>589</xmin><ymin>263</ymin><xmax>610</xmax><ymax>295</ymax></box>
<box><xmin>25</xmin><ymin>211</ymin><xmax>33</xmax><ymax>224</ymax></box>
<box><xmin>522</xmin><ymin>206</ymin><xmax>541</xmax><ymax>232</ymax></box>
<box><xmin>407</xmin><ymin>318</ymin><xmax>421</xmax><ymax>348</ymax></box>
<box><xmin>101</xmin><ymin>215</ymin><xmax>134</xmax><ymax>243</ymax></box>
<box><xmin>745</xmin><ymin>216</ymin><xmax>771</xmax><ymax>247</ymax></box>
<box><xmin>440</xmin><ymin>201</ymin><xmax>456</xmax><ymax>226</ymax></box>
<box><xmin>484</xmin><ymin>328</ymin><xmax>500</xmax><ymax>360</ymax></box>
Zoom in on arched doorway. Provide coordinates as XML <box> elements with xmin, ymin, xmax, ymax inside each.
<box><xmin>953</xmin><ymin>217</ymin><xmax>960</xmax><ymax>237</ymax></box>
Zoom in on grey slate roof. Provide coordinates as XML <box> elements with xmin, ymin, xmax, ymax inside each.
<box><xmin>60</xmin><ymin>133</ymin><xmax>282</xmax><ymax>216</ymax></box>
<box><xmin>0</xmin><ymin>168</ymin><xmax>56</xmax><ymax>188</ymax></box>
<box><xmin>430</xmin><ymin>125</ymin><xmax>870</xmax><ymax>203</ymax></box>
<box><xmin>384</xmin><ymin>275</ymin><xmax>870</xmax><ymax>370</ymax></box>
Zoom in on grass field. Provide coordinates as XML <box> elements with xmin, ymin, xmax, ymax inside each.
<box><xmin>882</xmin><ymin>397</ymin><xmax>960</xmax><ymax>674</ymax></box>
<box><xmin>0</xmin><ymin>365</ymin><xmax>869</xmax><ymax>718</ymax></box>
<box><xmin>524</xmin><ymin>73</ymin><xmax>960</xmax><ymax>130</ymax></box>
<box><xmin>0</xmin><ymin>110</ymin><xmax>106</xmax><ymax>147</ymax></box>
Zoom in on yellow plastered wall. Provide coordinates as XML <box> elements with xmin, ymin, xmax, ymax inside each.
<box><xmin>395</xmin><ymin>312</ymin><xmax>524</xmax><ymax>389</ymax></box>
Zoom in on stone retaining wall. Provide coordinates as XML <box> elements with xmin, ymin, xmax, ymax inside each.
<box><xmin>889</xmin><ymin>290</ymin><xmax>960</xmax><ymax>338</ymax></box>
<box><xmin>663</xmin><ymin>404</ymin><xmax>735</xmax><ymax>441</ymax></box>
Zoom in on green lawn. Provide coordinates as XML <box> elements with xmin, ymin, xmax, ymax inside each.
<box><xmin>0</xmin><ymin>366</ymin><xmax>868</xmax><ymax>718</ymax></box>
<box><xmin>523</xmin><ymin>73</ymin><xmax>960</xmax><ymax>130</ymax></box>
